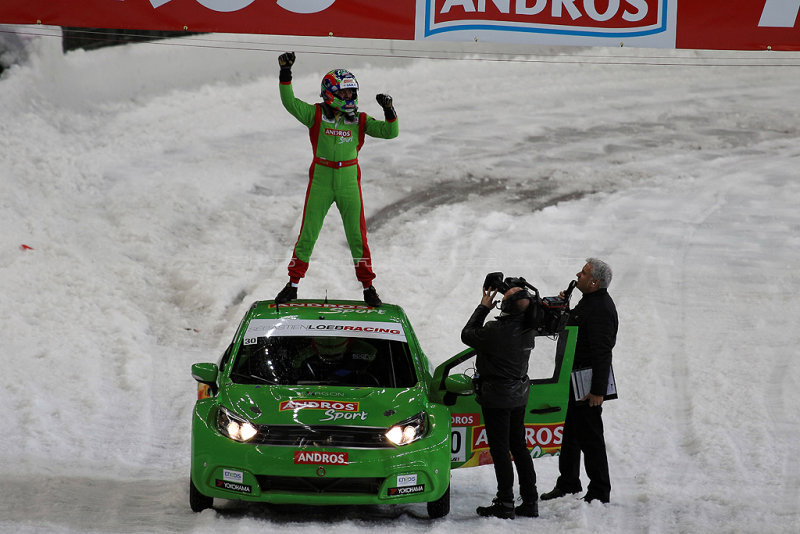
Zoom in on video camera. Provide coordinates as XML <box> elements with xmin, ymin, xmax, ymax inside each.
<box><xmin>483</xmin><ymin>272</ymin><xmax>577</xmax><ymax>336</ymax></box>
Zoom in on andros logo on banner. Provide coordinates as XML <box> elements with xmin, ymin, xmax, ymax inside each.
<box><xmin>423</xmin><ymin>0</ymin><xmax>668</xmax><ymax>38</ymax></box>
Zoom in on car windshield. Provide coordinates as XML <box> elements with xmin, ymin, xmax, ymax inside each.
<box><xmin>230</xmin><ymin>335</ymin><xmax>418</xmax><ymax>388</ymax></box>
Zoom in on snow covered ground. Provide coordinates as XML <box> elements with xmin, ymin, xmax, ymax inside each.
<box><xmin>1</xmin><ymin>28</ymin><xmax>799</xmax><ymax>533</ymax></box>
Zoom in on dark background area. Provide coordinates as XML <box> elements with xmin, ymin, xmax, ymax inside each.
<box><xmin>61</xmin><ymin>27</ymin><xmax>196</xmax><ymax>52</ymax></box>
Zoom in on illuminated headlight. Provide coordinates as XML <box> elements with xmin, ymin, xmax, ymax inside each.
<box><xmin>217</xmin><ymin>406</ymin><xmax>258</xmax><ymax>443</ymax></box>
<box><xmin>385</xmin><ymin>412</ymin><xmax>428</xmax><ymax>446</ymax></box>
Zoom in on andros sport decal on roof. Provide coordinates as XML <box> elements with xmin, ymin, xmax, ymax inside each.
<box><xmin>243</xmin><ymin>319</ymin><xmax>407</xmax><ymax>344</ymax></box>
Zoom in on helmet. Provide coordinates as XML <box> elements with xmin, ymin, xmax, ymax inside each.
<box><xmin>312</xmin><ymin>336</ymin><xmax>350</xmax><ymax>363</ymax></box>
<box><xmin>320</xmin><ymin>69</ymin><xmax>358</xmax><ymax>115</ymax></box>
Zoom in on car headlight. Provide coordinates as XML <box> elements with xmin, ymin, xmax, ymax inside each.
<box><xmin>385</xmin><ymin>412</ymin><xmax>428</xmax><ymax>446</ymax></box>
<box><xmin>217</xmin><ymin>406</ymin><xmax>258</xmax><ymax>443</ymax></box>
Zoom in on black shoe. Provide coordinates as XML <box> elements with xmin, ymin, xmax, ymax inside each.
<box><xmin>275</xmin><ymin>283</ymin><xmax>297</xmax><ymax>304</ymax></box>
<box><xmin>476</xmin><ymin>498</ymin><xmax>515</xmax><ymax>519</ymax></box>
<box><xmin>582</xmin><ymin>493</ymin><xmax>609</xmax><ymax>504</ymax></box>
<box><xmin>363</xmin><ymin>286</ymin><xmax>382</xmax><ymax>307</ymax></box>
<box><xmin>515</xmin><ymin>499</ymin><xmax>539</xmax><ymax>517</ymax></box>
<box><xmin>540</xmin><ymin>487</ymin><xmax>580</xmax><ymax>501</ymax></box>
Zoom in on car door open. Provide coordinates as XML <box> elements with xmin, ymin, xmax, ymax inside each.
<box><xmin>432</xmin><ymin>326</ymin><xmax>577</xmax><ymax>469</ymax></box>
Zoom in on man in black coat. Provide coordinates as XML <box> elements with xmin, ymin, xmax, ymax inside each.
<box><xmin>461</xmin><ymin>286</ymin><xmax>538</xmax><ymax>519</ymax></box>
<box><xmin>542</xmin><ymin>258</ymin><xmax>618</xmax><ymax>504</ymax></box>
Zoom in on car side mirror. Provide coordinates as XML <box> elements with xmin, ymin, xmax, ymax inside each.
<box><xmin>444</xmin><ymin>374</ymin><xmax>474</xmax><ymax>395</ymax></box>
<box><xmin>192</xmin><ymin>362</ymin><xmax>219</xmax><ymax>396</ymax></box>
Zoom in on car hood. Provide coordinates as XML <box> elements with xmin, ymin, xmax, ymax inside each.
<box><xmin>219</xmin><ymin>384</ymin><xmax>427</xmax><ymax>428</ymax></box>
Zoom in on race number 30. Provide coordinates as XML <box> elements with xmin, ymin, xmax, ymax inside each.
<box><xmin>450</xmin><ymin>428</ymin><xmax>467</xmax><ymax>463</ymax></box>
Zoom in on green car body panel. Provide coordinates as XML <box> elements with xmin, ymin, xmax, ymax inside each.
<box><xmin>190</xmin><ymin>300</ymin><xmax>576</xmax><ymax>516</ymax></box>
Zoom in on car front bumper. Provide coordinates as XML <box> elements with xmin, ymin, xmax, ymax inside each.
<box><xmin>190</xmin><ymin>402</ymin><xmax>451</xmax><ymax>505</ymax></box>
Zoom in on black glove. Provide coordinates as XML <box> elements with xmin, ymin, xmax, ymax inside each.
<box><xmin>278</xmin><ymin>52</ymin><xmax>295</xmax><ymax>83</ymax></box>
<box><xmin>376</xmin><ymin>93</ymin><xmax>396</xmax><ymax>121</ymax></box>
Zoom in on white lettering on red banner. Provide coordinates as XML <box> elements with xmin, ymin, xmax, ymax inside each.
<box><xmin>151</xmin><ymin>0</ymin><xmax>337</xmax><ymax>13</ymax></box>
<box><xmin>451</xmin><ymin>413</ymin><xmax>480</xmax><ymax>426</ymax></box>
<box><xmin>294</xmin><ymin>451</ymin><xmax>349</xmax><ymax>465</ymax></box>
<box><xmin>280</xmin><ymin>399</ymin><xmax>359</xmax><ymax>411</ymax></box>
<box><xmin>472</xmin><ymin>423</ymin><xmax>564</xmax><ymax>449</ymax></box>
<box><xmin>676</xmin><ymin>0</ymin><xmax>800</xmax><ymax>51</ymax></box>
<box><xmin>277</xmin><ymin>0</ymin><xmax>337</xmax><ymax>14</ymax></box>
<box><xmin>150</xmin><ymin>0</ymin><xmax>255</xmax><ymax>11</ymax></box>
<box><xmin>3</xmin><ymin>0</ymin><xmax>799</xmax><ymax>50</ymax></box>
<box><xmin>424</xmin><ymin>0</ymin><xmax>666</xmax><ymax>38</ymax></box>
<box><xmin>325</xmin><ymin>128</ymin><xmax>352</xmax><ymax>138</ymax></box>
<box><xmin>759</xmin><ymin>0</ymin><xmax>800</xmax><ymax>27</ymax></box>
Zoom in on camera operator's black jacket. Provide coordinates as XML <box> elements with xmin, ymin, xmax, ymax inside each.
<box><xmin>461</xmin><ymin>305</ymin><xmax>535</xmax><ymax>408</ymax></box>
<box><xmin>568</xmin><ymin>288</ymin><xmax>618</xmax><ymax>399</ymax></box>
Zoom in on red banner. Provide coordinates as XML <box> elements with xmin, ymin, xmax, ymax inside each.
<box><xmin>1</xmin><ymin>0</ymin><xmax>798</xmax><ymax>50</ymax></box>
<box><xmin>677</xmin><ymin>0</ymin><xmax>800</xmax><ymax>51</ymax></box>
<box><xmin>0</xmin><ymin>0</ymin><xmax>415</xmax><ymax>40</ymax></box>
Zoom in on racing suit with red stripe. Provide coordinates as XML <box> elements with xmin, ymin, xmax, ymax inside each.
<box><xmin>279</xmin><ymin>81</ymin><xmax>398</xmax><ymax>287</ymax></box>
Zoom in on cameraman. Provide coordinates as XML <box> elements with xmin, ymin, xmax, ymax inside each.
<box><xmin>541</xmin><ymin>258</ymin><xmax>618</xmax><ymax>505</ymax></box>
<box><xmin>461</xmin><ymin>285</ymin><xmax>538</xmax><ymax>519</ymax></box>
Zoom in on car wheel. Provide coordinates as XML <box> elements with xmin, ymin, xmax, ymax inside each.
<box><xmin>426</xmin><ymin>484</ymin><xmax>450</xmax><ymax>518</ymax></box>
<box><xmin>189</xmin><ymin>478</ymin><xmax>213</xmax><ymax>512</ymax></box>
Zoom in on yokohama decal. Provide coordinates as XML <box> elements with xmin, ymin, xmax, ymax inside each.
<box><xmin>215</xmin><ymin>479</ymin><xmax>252</xmax><ymax>493</ymax></box>
<box><xmin>422</xmin><ymin>0</ymin><xmax>669</xmax><ymax>38</ymax></box>
<box><xmin>388</xmin><ymin>484</ymin><xmax>425</xmax><ymax>496</ymax></box>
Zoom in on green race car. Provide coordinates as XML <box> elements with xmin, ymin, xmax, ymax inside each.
<box><xmin>190</xmin><ymin>299</ymin><xmax>576</xmax><ymax>518</ymax></box>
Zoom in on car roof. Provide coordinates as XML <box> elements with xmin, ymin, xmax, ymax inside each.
<box><xmin>245</xmin><ymin>299</ymin><xmax>408</xmax><ymax>323</ymax></box>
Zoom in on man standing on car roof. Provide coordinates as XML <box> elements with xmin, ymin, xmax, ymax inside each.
<box><xmin>461</xmin><ymin>285</ymin><xmax>539</xmax><ymax>520</ymax></box>
<box><xmin>273</xmin><ymin>52</ymin><xmax>398</xmax><ymax>308</ymax></box>
<box><xmin>541</xmin><ymin>258</ymin><xmax>618</xmax><ymax>504</ymax></box>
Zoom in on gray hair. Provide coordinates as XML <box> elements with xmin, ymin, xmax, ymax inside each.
<box><xmin>586</xmin><ymin>258</ymin><xmax>613</xmax><ymax>288</ymax></box>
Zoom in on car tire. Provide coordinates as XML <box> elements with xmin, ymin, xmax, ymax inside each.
<box><xmin>426</xmin><ymin>484</ymin><xmax>450</xmax><ymax>518</ymax></box>
<box><xmin>189</xmin><ymin>478</ymin><xmax>213</xmax><ymax>512</ymax></box>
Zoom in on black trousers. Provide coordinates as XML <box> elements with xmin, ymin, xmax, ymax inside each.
<box><xmin>556</xmin><ymin>403</ymin><xmax>611</xmax><ymax>501</ymax></box>
<box><xmin>482</xmin><ymin>404</ymin><xmax>537</xmax><ymax>503</ymax></box>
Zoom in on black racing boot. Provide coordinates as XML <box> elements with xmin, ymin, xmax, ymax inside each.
<box><xmin>515</xmin><ymin>499</ymin><xmax>539</xmax><ymax>517</ymax></box>
<box><xmin>476</xmin><ymin>498</ymin><xmax>515</xmax><ymax>519</ymax></box>
<box><xmin>275</xmin><ymin>282</ymin><xmax>297</xmax><ymax>304</ymax></box>
<box><xmin>363</xmin><ymin>286</ymin><xmax>382</xmax><ymax>307</ymax></box>
<box><xmin>541</xmin><ymin>487</ymin><xmax>580</xmax><ymax>501</ymax></box>
<box><xmin>582</xmin><ymin>492</ymin><xmax>610</xmax><ymax>504</ymax></box>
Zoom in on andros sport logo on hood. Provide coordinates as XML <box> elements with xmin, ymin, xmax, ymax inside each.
<box><xmin>424</xmin><ymin>0</ymin><xmax>668</xmax><ymax>38</ymax></box>
<box><xmin>280</xmin><ymin>399</ymin><xmax>368</xmax><ymax>422</ymax></box>
<box><xmin>279</xmin><ymin>399</ymin><xmax>359</xmax><ymax>412</ymax></box>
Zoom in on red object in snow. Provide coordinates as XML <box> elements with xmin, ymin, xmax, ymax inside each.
<box><xmin>20</xmin><ymin>244</ymin><xmax>34</xmax><ymax>251</ymax></box>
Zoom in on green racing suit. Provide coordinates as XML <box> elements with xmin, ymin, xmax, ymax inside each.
<box><xmin>279</xmin><ymin>81</ymin><xmax>398</xmax><ymax>286</ymax></box>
